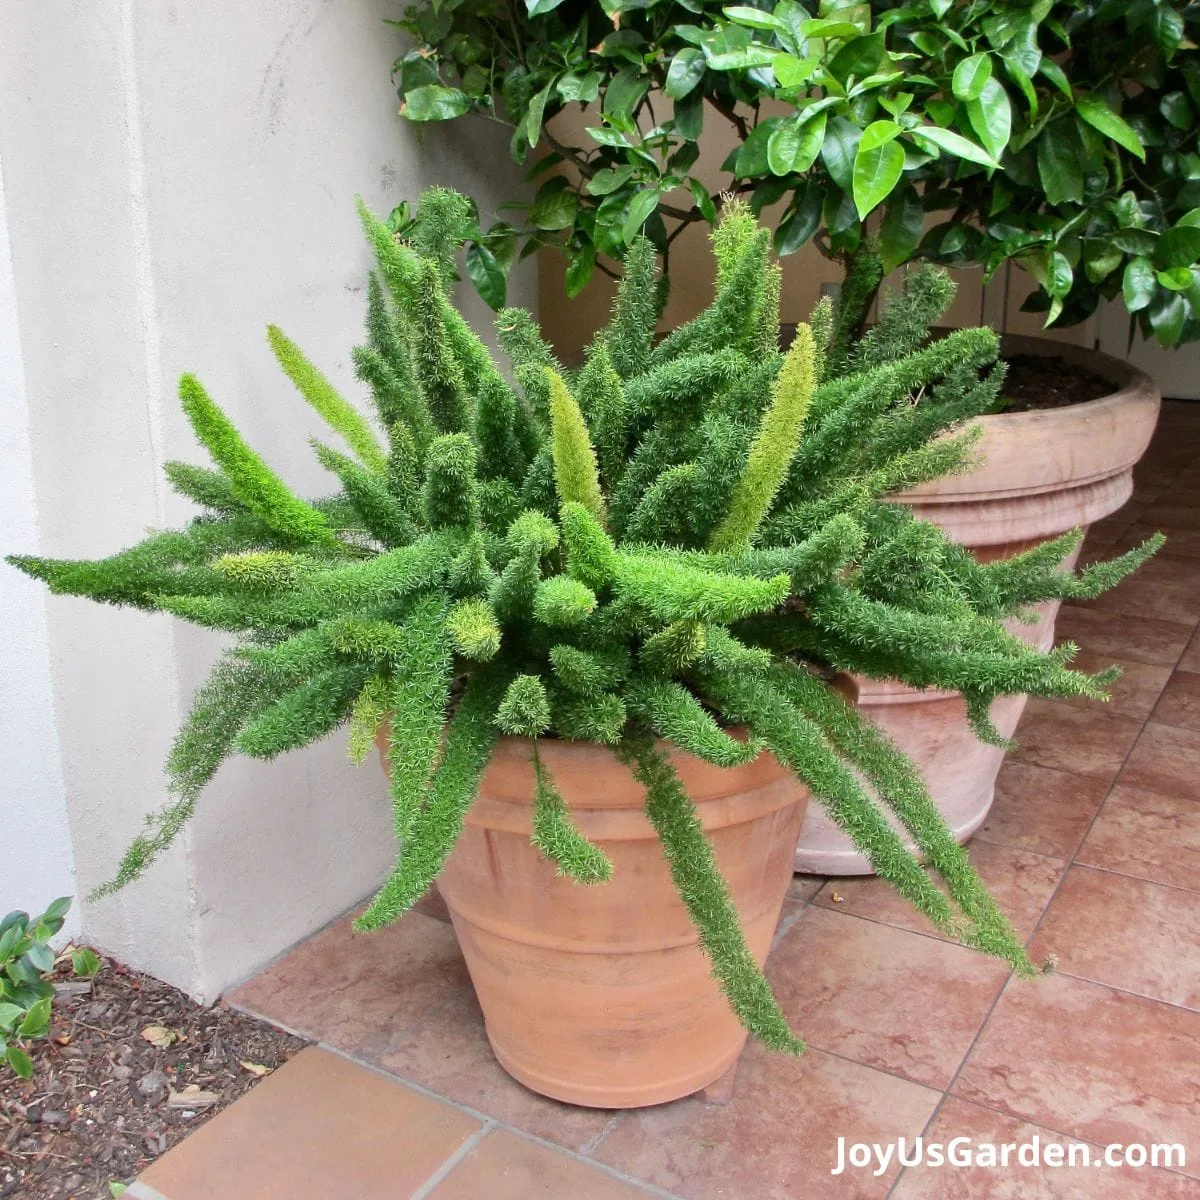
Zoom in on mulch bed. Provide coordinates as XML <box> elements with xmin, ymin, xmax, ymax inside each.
<box><xmin>0</xmin><ymin>954</ymin><xmax>307</xmax><ymax>1200</ymax></box>
<box><xmin>999</xmin><ymin>352</ymin><xmax>1114</xmax><ymax>412</ymax></box>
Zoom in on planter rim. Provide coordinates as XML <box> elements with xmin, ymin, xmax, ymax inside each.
<box><xmin>899</xmin><ymin>332</ymin><xmax>1161</xmax><ymax>503</ymax></box>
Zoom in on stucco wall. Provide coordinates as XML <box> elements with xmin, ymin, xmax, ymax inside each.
<box><xmin>0</xmin><ymin>0</ymin><xmax>533</xmax><ymax>999</ymax></box>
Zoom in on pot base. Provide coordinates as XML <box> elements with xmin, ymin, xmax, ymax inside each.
<box><xmin>487</xmin><ymin>1027</ymin><xmax>748</xmax><ymax>1109</ymax></box>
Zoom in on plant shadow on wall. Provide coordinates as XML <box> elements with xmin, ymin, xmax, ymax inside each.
<box><xmin>391</xmin><ymin>0</ymin><xmax>1200</xmax><ymax>346</ymax></box>
<box><xmin>7</xmin><ymin>190</ymin><xmax>1161</xmax><ymax>1090</ymax></box>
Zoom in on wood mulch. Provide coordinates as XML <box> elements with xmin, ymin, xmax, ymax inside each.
<box><xmin>0</xmin><ymin>954</ymin><xmax>306</xmax><ymax>1199</ymax></box>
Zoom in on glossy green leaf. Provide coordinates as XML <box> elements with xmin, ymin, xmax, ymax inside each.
<box><xmin>880</xmin><ymin>186</ymin><xmax>925</xmax><ymax>271</ymax></box>
<box><xmin>820</xmin><ymin>116</ymin><xmax>862</xmax><ymax>191</ymax></box>
<box><xmin>912</xmin><ymin>125</ymin><xmax>998</xmax><ymax>169</ymax></box>
<box><xmin>1158</xmin><ymin>267</ymin><xmax>1194</xmax><ymax>291</ymax></box>
<box><xmin>587</xmin><ymin>165</ymin><xmax>637</xmax><ymax>196</ymax></box>
<box><xmin>774</xmin><ymin>183</ymin><xmax>823</xmax><ymax>255</ymax></box>
<box><xmin>665</xmin><ymin>48</ymin><xmax>706</xmax><ymax>99</ymax></box>
<box><xmin>1161</xmin><ymin>91</ymin><xmax>1194</xmax><ymax>130</ymax></box>
<box><xmin>734</xmin><ymin>117</ymin><xmax>784</xmax><ymax>178</ymax></box>
<box><xmin>17</xmin><ymin>997</ymin><xmax>51</xmax><ymax>1040</ymax></box>
<box><xmin>465</xmin><ymin>243</ymin><xmax>507</xmax><ymax>311</ymax></box>
<box><xmin>0</xmin><ymin>1003</ymin><xmax>21</xmax><ymax>1032</ymax></box>
<box><xmin>1149</xmin><ymin>289</ymin><xmax>1186</xmax><ymax>345</ymax></box>
<box><xmin>852</xmin><ymin>136</ymin><xmax>905</xmax><ymax>219</ymax></box>
<box><xmin>1158</xmin><ymin>226</ymin><xmax>1200</xmax><ymax>269</ymax></box>
<box><xmin>70</xmin><ymin>948</ymin><xmax>101</xmax><ymax>979</ymax></box>
<box><xmin>6</xmin><ymin>1046</ymin><xmax>32</xmax><ymax>1079</ymax></box>
<box><xmin>952</xmin><ymin>53</ymin><xmax>993</xmax><ymax>102</ymax></box>
<box><xmin>604</xmin><ymin>67</ymin><xmax>649</xmax><ymax>120</ymax></box>
<box><xmin>772</xmin><ymin>53</ymin><xmax>818</xmax><ymax>88</ymax></box>
<box><xmin>1037</xmin><ymin>122</ymin><xmax>1083</xmax><ymax>204</ymax></box>
<box><xmin>967</xmin><ymin>77</ymin><xmax>1012</xmax><ymax>161</ymax></box>
<box><xmin>621</xmin><ymin>188</ymin><xmax>660</xmax><ymax>244</ymax></box>
<box><xmin>1123</xmin><ymin>257</ymin><xmax>1156</xmax><ymax>312</ymax></box>
<box><xmin>767</xmin><ymin>112</ymin><xmax>827</xmax><ymax>175</ymax></box>
<box><xmin>401</xmin><ymin>86</ymin><xmax>472</xmax><ymax>122</ymax></box>
<box><xmin>723</xmin><ymin>5</ymin><xmax>786</xmax><ymax>33</ymax></box>
<box><xmin>526</xmin><ymin>0</ymin><xmax>568</xmax><ymax>14</ymax></box>
<box><xmin>1075</xmin><ymin>94</ymin><xmax>1146</xmax><ymax>161</ymax></box>
<box><xmin>565</xmin><ymin>243</ymin><xmax>596</xmax><ymax>298</ymax></box>
<box><xmin>828</xmin><ymin>33</ymin><xmax>885</xmax><ymax>84</ymax></box>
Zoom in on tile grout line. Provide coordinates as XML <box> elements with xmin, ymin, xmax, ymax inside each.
<box><xmin>316</xmin><ymin>1042</ymin><xmax>687</xmax><ymax>1200</ymax></box>
<box><xmin>407</xmin><ymin>1119</ymin><xmax>496</xmax><ymax>1200</ymax></box>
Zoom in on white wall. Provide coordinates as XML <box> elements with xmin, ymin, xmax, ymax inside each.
<box><xmin>0</xmin><ymin>0</ymin><xmax>534</xmax><ymax>999</ymax></box>
<box><xmin>0</xmin><ymin>150</ymin><xmax>80</xmax><ymax>943</ymax></box>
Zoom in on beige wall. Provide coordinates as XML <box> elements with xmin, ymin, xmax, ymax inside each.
<box><xmin>0</xmin><ymin>0</ymin><xmax>534</xmax><ymax>999</ymax></box>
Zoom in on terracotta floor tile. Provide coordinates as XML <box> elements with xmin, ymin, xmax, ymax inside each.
<box><xmin>1151</xmin><ymin>669</ymin><xmax>1200</xmax><ymax>731</ymax></box>
<box><xmin>227</xmin><ymin>909</ymin><xmax>470</xmax><ymax>1062</ymax></box>
<box><xmin>891</xmin><ymin>1096</ymin><xmax>1198</xmax><ymax>1198</ymax></box>
<box><xmin>979</xmin><ymin>760</ymin><xmax>1110</xmax><ymax>861</ymax></box>
<box><xmin>1118</xmin><ymin>523</ymin><xmax>1200</xmax><ymax>560</ymax></box>
<box><xmin>1078</xmin><ymin>784</ymin><xmax>1200</xmax><ymax>892</ymax></box>
<box><xmin>1179</xmin><ymin>630</ymin><xmax>1200</xmax><ymax>674</ymax></box>
<box><xmin>953</xmin><ymin>972</ymin><xmax>1200</xmax><ymax>1174</ymax></box>
<box><xmin>788</xmin><ymin>874</ymin><xmax>826</xmax><ymax>902</ymax></box>
<box><xmin>1052</xmin><ymin>605</ymin><xmax>1191</xmax><ymax>668</ymax></box>
<box><xmin>766</xmin><ymin>907</ymin><xmax>1008</xmax><ymax>1088</ymax></box>
<box><xmin>1119</xmin><ymin>722</ymin><xmax>1200</xmax><ymax>802</ymax></box>
<box><xmin>1081</xmin><ymin>572</ymin><xmax>1200</xmax><ymax>624</ymax></box>
<box><xmin>812</xmin><ymin>841</ymin><xmax>1064</xmax><ymax>944</ymax></box>
<box><xmin>1056</xmin><ymin>649</ymin><xmax>1171</xmax><ymax>722</ymax></box>
<box><xmin>428</xmin><ymin>1130</ymin><xmax>653</xmax><ymax>1199</ymax></box>
<box><xmin>1029</xmin><ymin>866</ymin><xmax>1200</xmax><ymax>1009</ymax></box>
<box><xmin>1010</xmin><ymin>700</ymin><xmax>1142</xmax><ymax>782</ymax></box>
<box><xmin>1139</xmin><ymin>501</ymin><xmax>1200</xmax><ymax>531</ymax></box>
<box><xmin>590</xmin><ymin>1043</ymin><xmax>940</xmax><ymax>1200</ymax></box>
<box><xmin>377</xmin><ymin>986</ymin><xmax>616</xmax><ymax>1152</ymax></box>
<box><xmin>138</xmin><ymin>1046</ymin><xmax>479</xmax><ymax>1200</ymax></box>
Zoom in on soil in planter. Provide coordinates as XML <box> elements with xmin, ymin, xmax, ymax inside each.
<box><xmin>996</xmin><ymin>353</ymin><xmax>1114</xmax><ymax>413</ymax></box>
<box><xmin>0</xmin><ymin>954</ymin><xmax>307</xmax><ymax>1200</ymax></box>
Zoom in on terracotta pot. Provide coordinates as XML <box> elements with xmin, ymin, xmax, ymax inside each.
<box><xmin>794</xmin><ymin>336</ymin><xmax>1161</xmax><ymax>874</ymax></box>
<box><xmin>390</xmin><ymin>734</ymin><xmax>809</xmax><ymax>1108</ymax></box>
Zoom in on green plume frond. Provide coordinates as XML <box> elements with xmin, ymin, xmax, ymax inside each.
<box><xmin>311</xmin><ymin>440</ymin><xmax>415</xmax><ymax>546</ymax></box>
<box><xmin>534</xmin><ymin>575</ymin><xmax>597</xmax><ymax>626</ymax></box>
<box><xmin>163</xmin><ymin>461</ymin><xmax>249</xmax><ymax>515</ymax></box>
<box><xmin>353</xmin><ymin>345</ymin><xmax>432</xmax><ymax>454</ymax></box>
<box><xmin>827</xmin><ymin>242</ymin><xmax>883</xmax><ymax>376</ymax></box>
<box><xmin>447</xmin><ymin>597</ymin><xmax>501</xmax><ymax>660</ymax></box>
<box><xmin>553</xmin><ymin>690</ymin><xmax>627</xmax><ymax>744</ymax></box>
<box><xmin>211</xmin><ymin>550</ymin><xmax>315</xmax><ymax>592</ymax></box>
<box><xmin>808</xmin><ymin>295</ymin><xmax>834</xmax><ymax>385</ymax></box>
<box><xmin>848</xmin><ymin>264</ymin><xmax>957</xmax><ymax>374</ymax></box>
<box><xmin>448</xmin><ymin>531</ymin><xmax>497</xmax><ymax>597</ymax></box>
<box><xmin>355</xmin><ymin>662</ymin><xmax>509</xmax><ymax>930</ymax></box>
<box><xmin>474</xmin><ymin>374</ymin><xmax>528</xmax><ymax>486</ymax></box>
<box><xmin>422</xmin><ymin>433</ymin><xmax>480</xmax><ymax>530</ymax></box>
<box><xmin>624</xmin><ymin>463</ymin><xmax>701</xmax><ymax>545</ymax></box>
<box><xmin>267</xmin><ymin>325</ymin><xmax>388</xmax><ymax>474</ymax></box>
<box><xmin>347</xmin><ymin>671</ymin><xmax>392</xmax><ymax>766</ymax></box>
<box><xmin>549</xmin><ymin>643</ymin><xmax>629</xmax><ymax>696</ymax></box>
<box><xmin>577</xmin><ymin>341</ymin><xmax>629</xmax><ymax>487</ymax></box>
<box><xmin>772</xmin><ymin>661</ymin><xmax>1035</xmax><ymax>972</ymax></box>
<box><xmin>626</xmin><ymin>678</ymin><xmax>762</xmax><ymax>767</ymax></box>
<box><xmin>178</xmin><ymin>374</ymin><xmax>339</xmax><ymax>549</ymax></box>
<box><xmin>90</xmin><ymin>652</ymin><xmax>280</xmax><ymax>898</ymax></box>
<box><xmin>710</xmin><ymin>325</ymin><xmax>816</xmax><ymax>551</ymax></box>
<box><xmin>496</xmin><ymin>673</ymin><xmax>551</xmax><ymax>736</ymax></box>
<box><xmin>617</xmin><ymin>729</ymin><xmax>802</xmax><ymax>1053</ymax></box>
<box><xmin>380</xmin><ymin>595</ymin><xmax>453</xmax><ymax>841</ymax></box>
<box><xmin>613</xmin><ymin>555</ymin><xmax>789</xmax><ymax>622</ymax></box>
<box><xmin>639</xmin><ymin>620</ymin><xmax>707</xmax><ymax>676</ymax></box>
<box><xmin>410</xmin><ymin>186</ymin><xmax>473</xmax><ymax>294</ymax></box>
<box><xmin>546</xmin><ymin>368</ymin><xmax>606</xmax><ymax>526</ymax></box>
<box><xmin>412</xmin><ymin>261</ymin><xmax>471</xmax><ymax>434</ymax></box>
<box><xmin>236</xmin><ymin>665</ymin><xmax>369</xmax><ymax>759</ymax></box>
<box><xmin>651</xmin><ymin>228</ymin><xmax>771</xmax><ymax>366</ymax></box>
<box><xmin>606</xmin><ymin>235</ymin><xmax>659</xmax><ymax>379</ymax></box>
<box><xmin>561</xmin><ymin>501</ymin><xmax>618</xmax><ymax>591</ymax></box>
<box><xmin>531</xmin><ymin>744</ymin><xmax>613</xmax><ymax>884</ymax></box>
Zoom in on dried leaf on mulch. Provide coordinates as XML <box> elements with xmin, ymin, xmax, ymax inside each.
<box><xmin>0</xmin><ymin>954</ymin><xmax>307</xmax><ymax>1200</ymax></box>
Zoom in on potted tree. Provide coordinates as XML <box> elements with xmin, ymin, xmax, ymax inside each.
<box><xmin>8</xmin><ymin>191</ymin><xmax>1158</xmax><ymax>1108</ymax></box>
<box><xmin>390</xmin><ymin>0</ymin><xmax>1192</xmax><ymax>866</ymax></box>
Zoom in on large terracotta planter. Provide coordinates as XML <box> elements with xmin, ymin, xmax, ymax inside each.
<box><xmin>400</xmin><ymin>735</ymin><xmax>809</xmax><ymax>1108</ymax></box>
<box><xmin>794</xmin><ymin>335</ymin><xmax>1161</xmax><ymax>874</ymax></box>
